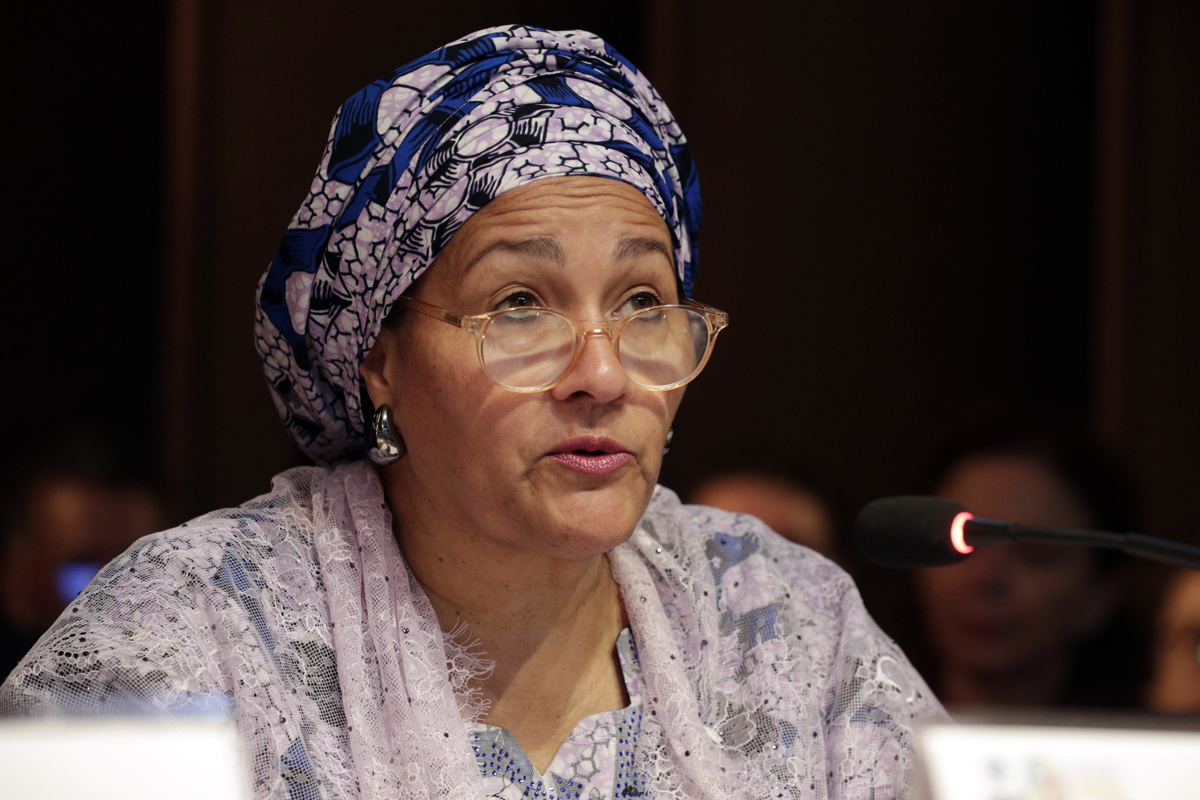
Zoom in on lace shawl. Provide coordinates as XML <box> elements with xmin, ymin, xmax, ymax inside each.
<box><xmin>0</xmin><ymin>461</ymin><xmax>945</xmax><ymax>799</ymax></box>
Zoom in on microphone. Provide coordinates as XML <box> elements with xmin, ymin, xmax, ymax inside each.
<box><xmin>854</xmin><ymin>496</ymin><xmax>1200</xmax><ymax>570</ymax></box>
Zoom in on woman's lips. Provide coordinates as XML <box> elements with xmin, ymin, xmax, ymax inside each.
<box><xmin>549</xmin><ymin>452</ymin><xmax>634</xmax><ymax>475</ymax></box>
<box><xmin>548</xmin><ymin>436</ymin><xmax>633</xmax><ymax>475</ymax></box>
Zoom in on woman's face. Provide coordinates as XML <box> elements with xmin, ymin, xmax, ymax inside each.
<box><xmin>362</xmin><ymin>176</ymin><xmax>684</xmax><ymax>560</ymax></box>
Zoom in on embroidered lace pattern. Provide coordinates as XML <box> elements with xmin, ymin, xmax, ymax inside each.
<box><xmin>0</xmin><ymin>461</ymin><xmax>946</xmax><ymax>799</ymax></box>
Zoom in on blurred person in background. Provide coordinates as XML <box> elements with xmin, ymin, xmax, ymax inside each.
<box><xmin>909</xmin><ymin>414</ymin><xmax>1148</xmax><ymax>710</ymax></box>
<box><xmin>0</xmin><ymin>429</ymin><xmax>165</xmax><ymax>680</ymax></box>
<box><xmin>1147</xmin><ymin>568</ymin><xmax>1200</xmax><ymax>713</ymax></box>
<box><xmin>688</xmin><ymin>455</ymin><xmax>846</xmax><ymax>562</ymax></box>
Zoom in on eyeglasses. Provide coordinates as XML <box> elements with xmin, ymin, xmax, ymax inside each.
<box><xmin>397</xmin><ymin>295</ymin><xmax>728</xmax><ymax>392</ymax></box>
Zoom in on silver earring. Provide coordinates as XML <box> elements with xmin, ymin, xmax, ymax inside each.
<box><xmin>368</xmin><ymin>404</ymin><xmax>406</xmax><ymax>465</ymax></box>
<box><xmin>663</xmin><ymin>428</ymin><xmax>674</xmax><ymax>456</ymax></box>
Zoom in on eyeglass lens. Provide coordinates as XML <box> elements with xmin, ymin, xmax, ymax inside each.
<box><xmin>480</xmin><ymin>307</ymin><xmax>711</xmax><ymax>390</ymax></box>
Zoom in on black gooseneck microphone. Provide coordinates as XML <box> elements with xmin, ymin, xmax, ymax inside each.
<box><xmin>854</xmin><ymin>496</ymin><xmax>1200</xmax><ymax>570</ymax></box>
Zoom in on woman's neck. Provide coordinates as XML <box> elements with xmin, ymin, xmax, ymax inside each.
<box><xmin>416</xmin><ymin>544</ymin><xmax>625</xmax><ymax>662</ymax></box>
<box><xmin>389</xmin><ymin>481</ymin><xmax>630</xmax><ymax>773</ymax></box>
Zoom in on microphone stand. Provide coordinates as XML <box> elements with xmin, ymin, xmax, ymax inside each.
<box><xmin>966</xmin><ymin>519</ymin><xmax>1200</xmax><ymax>570</ymax></box>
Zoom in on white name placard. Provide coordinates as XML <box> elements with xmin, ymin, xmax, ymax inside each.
<box><xmin>0</xmin><ymin>716</ymin><xmax>250</xmax><ymax>800</ymax></box>
<box><xmin>918</xmin><ymin>718</ymin><xmax>1200</xmax><ymax>800</ymax></box>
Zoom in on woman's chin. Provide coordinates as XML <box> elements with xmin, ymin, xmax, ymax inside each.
<box><xmin>533</xmin><ymin>480</ymin><xmax>651</xmax><ymax>555</ymax></box>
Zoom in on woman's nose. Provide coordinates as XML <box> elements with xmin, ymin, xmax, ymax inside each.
<box><xmin>548</xmin><ymin>331</ymin><xmax>633</xmax><ymax>404</ymax></box>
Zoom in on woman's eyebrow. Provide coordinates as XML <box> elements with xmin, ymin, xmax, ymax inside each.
<box><xmin>613</xmin><ymin>236</ymin><xmax>673</xmax><ymax>264</ymax></box>
<box><xmin>463</xmin><ymin>236</ymin><xmax>564</xmax><ymax>272</ymax></box>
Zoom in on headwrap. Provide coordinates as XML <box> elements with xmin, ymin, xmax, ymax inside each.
<box><xmin>254</xmin><ymin>25</ymin><xmax>702</xmax><ymax>465</ymax></box>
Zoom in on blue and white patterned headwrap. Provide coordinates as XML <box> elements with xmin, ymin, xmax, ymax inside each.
<box><xmin>254</xmin><ymin>25</ymin><xmax>702</xmax><ymax>465</ymax></box>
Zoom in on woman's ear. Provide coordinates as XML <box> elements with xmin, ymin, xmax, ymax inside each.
<box><xmin>359</xmin><ymin>328</ymin><xmax>397</xmax><ymax>411</ymax></box>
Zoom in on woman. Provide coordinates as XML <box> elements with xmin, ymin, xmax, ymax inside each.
<box><xmin>2</xmin><ymin>26</ymin><xmax>942</xmax><ymax>799</ymax></box>
<box><xmin>908</xmin><ymin>415</ymin><xmax>1146</xmax><ymax>709</ymax></box>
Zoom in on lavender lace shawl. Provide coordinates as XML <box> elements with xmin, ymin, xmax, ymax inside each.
<box><xmin>0</xmin><ymin>462</ymin><xmax>945</xmax><ymax>799</ymax></box>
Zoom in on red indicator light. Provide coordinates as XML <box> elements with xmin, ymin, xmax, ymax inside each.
<box><xmin>950</xmin><ymin>511</ymin><xmax>975</xmax><ymax>554</ymax></box>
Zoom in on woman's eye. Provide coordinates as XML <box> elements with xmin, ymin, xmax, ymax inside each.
<box><xmin>617</xmin><ymin>291</ymin><xmax>662</xmax><ymax>317</ymax></box>
<box><xmin>495</xmin><ymin>291</ymin><xmax>540</xmax><ymax>311</ymax></box>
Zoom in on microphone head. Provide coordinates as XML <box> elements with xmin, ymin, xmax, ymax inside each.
<box><xmin>854</xmin><ymin>496</ymin><xmax>974</xmax><ymax>568</ymax></box>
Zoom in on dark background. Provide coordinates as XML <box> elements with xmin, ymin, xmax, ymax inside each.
<box><xmin>3</xmin><ymin>3</ymin><xmax>166</xmax><ymax>487</ymax></box>
<box><xmin>2</xmin><ymin>2</ymin><xmax>1197</xmax><ymax>559</ymax></box>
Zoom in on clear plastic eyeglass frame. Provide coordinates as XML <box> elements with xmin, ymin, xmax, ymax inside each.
<box><xmin>396</xmin><ymin>295</ymin><xmax>729</xmax><ymax>392</ymax></box>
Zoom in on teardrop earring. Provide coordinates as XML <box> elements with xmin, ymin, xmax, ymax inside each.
<box><xmin>663</xmin><ymin>427</ymin><xmax>674</xmax><ymax>456</ymax></box>
<box><xmin>368</xmin><ymin>405</ymin><xmax>406</xmax><ymax>465</ymax></box>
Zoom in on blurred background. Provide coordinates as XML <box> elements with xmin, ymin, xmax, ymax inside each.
<box><xmin>1</xmin><ymin>1</ymin><xmax>1197</xmax><ymax>707</ymax></box>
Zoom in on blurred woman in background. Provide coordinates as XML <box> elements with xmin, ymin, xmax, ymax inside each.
<box><xmin>910</xmin><ymin>415</ymin><xmax>1148</xmax><ymax>710</ymax></box>
<box><xmin>688</xmin><ymin>455</ymin><xmax>846</xmax><ymax>561</ymax></box>
<box><xmin>0</xmin><ymin>430</ymin><xmax>164</xmax><ymax>682</ymax></box>
<box><xmin>1147</xmin><ymin>568</ymin><xmax>1200</xmax><ymax>713</ymax></box>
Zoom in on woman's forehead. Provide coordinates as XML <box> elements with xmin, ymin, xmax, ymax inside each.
<box><xmin>469</xmin><ymin>177</ymin><xmax>667</xmax><ymax>233</ymax></box>
<box><xmin>441</xmin><ymin>177</ymin><xmax>674</xmax><ymax>270</ymax></box>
